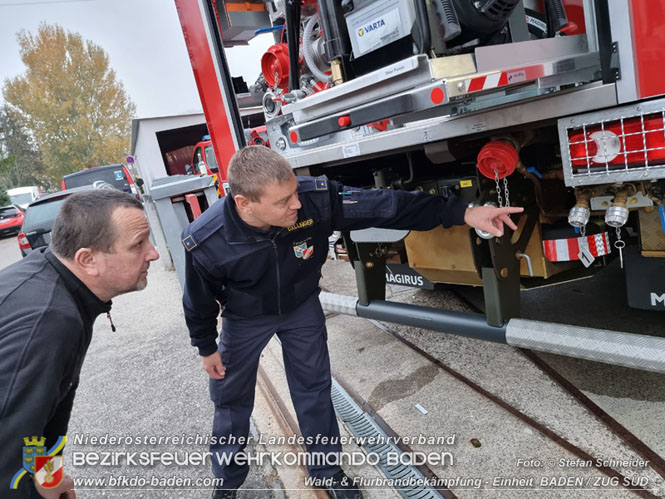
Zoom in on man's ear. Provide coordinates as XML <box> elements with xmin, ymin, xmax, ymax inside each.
<box><xmin>73</xmin><ymin>247</ymin><xmax>100</xmax><ymax>277</ymax></box>
<box><xmin>234</xmin><ymin>194</ymin><xmax>251</xmax><ymax>212</ymax></box>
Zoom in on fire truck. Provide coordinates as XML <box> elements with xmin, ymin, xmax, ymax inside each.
<box><xmin>174</xmin><ymin>0</ymin><xmax>665</xmax><ymax>372</ymax></box>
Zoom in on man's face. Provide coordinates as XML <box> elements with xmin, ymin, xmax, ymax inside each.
<box><xmin>242</xmin><ymin>175</ymin><xmax>302</xmax><ymax>230</ymax></box>
<box><xmin>96</xmin><ymin>207</ymin><xmax>159</xmax><ymax>298</ymax></box>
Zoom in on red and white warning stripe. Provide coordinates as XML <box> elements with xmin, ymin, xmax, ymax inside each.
<box><xmin>543</xmin><ymin>232</ymin><xmax>611</xmax><ymax>262</ymax></box>
<box><xmin>464</xmin><ymin>65</ymin><xmax>545</xmax><ymax>93</ymax></box>
<box><xmin>466</xmin><ymin>72</ymin><xmax>510</xmax><ymax>92</ymax></box>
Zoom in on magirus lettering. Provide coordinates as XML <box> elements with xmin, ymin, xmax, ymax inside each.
<box><xmin>386</xmin><ymin>272</ymin><xmax>424</xmax><ymax>286</ymax></box>
<box><xmin>650</xmin><ymin>292</ymin><xmax>665</xmax><ymax>307</ymax></box>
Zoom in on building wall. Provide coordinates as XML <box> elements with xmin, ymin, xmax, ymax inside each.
<box><xmin>131</xmin><ymin>113</ymin><xmax>206</xmax><ymax>194</ymax></box>
<box><xmin>130</xmin><ymin>114</ymin><xmax>206</xmax><ymax>272</ymax></box>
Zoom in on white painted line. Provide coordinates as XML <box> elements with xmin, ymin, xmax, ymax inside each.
<box><xmin>415</xmin><ymin>403</ymin><xmax>428</xmax><ymax>415</ymax></box>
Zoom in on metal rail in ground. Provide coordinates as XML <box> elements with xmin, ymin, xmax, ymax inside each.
<box><xmin>443</xmin><ymin>288</ymin><xmax>665</xmax><ymax>483</ymax></box>
<box><xmin>259</xmin><ymin>344</ymin><xmax>453</xmax><ymax>498</ymax></box>
<box><xmin>256</xmin><ymin>366</ymin><xmax>329</xmax><ymax>499</ymax></box>
<box><xmin>355</xmin><ymin>317</ymin><xmax>661</xmax><ymax>498</ymax></box>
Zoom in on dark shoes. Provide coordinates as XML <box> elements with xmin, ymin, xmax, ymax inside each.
<box><xmin>212</xmin><ymin>488</ymin><xmax>237</xmax><ymax>499</ymax></box>
<box><xmin>324</xmin><ymin>470</ymin><xmax>363</xmax><ymax>499</ymax></box>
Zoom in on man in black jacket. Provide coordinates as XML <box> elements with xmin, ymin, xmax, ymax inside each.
<box><xmin>182</xmin><ymin>146</ymin><xmax>522</xmax><ymax>499</ymax></box>
<box><xmin>0</xmin><ymin>190</ymin><xmax>159</xmax><ymax>498</ymax></box>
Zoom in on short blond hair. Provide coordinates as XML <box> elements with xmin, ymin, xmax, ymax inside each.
<box><xmin>228</xmin><ymin>146</ymin><xmax>294</xmax><ymax>201</ymax></box>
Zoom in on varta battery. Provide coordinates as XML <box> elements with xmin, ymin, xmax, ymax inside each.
<box><xmin>344</xmin><ymin>0</ymin><xmax>417</xmax><ymax>74</ymax></box>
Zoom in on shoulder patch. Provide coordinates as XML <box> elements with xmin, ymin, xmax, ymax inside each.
<box><xmin>182</xmin><ymin>197</ymin><xmax>226</xmax><ymax>250</ymax></box>
<box><xmin>297</xmin><ymin>175</ymin><xmax>329</xmax><ymax>193</ymax></box>
<box><xmin>314</xmin><ymin>176</ymin><xmax>328</xmax><ymax>191</ymax></box>
<box><xmin>182</xmin><ymin>234</ymin><xmax>198</xmax><ymax>252</ymax></box>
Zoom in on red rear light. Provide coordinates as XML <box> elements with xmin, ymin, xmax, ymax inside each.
<box><xmin>568</xmin><ymin>113</ymin><xmax>665</xmax><ymax>171</ymax></box>
<box><xmin>17</xmin><ymin>232</ymin><xmax>31</xmax><ymax>251</ymax></box>
<box><xmin>61</xmin><ymin>179</ymin><xmax>66</xmax><ymax>190</ymax></box>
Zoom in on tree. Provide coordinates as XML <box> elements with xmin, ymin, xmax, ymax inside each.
<box><xmin>0</xmin><ymin>105</ymin><xmax>47</xmax><ymax>190</ymax></box>
<box><xmin>3</xmin><ymin>24</ymin><xmax>135</xmax><ymax>185</ymax></box>
<box><xmin>0</xmin><ymin>188</ymin><xmax>10</xmax><ymax>206</ymax></box>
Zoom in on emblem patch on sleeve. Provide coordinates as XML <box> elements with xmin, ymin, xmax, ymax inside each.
<box><xmin>10</xmin><ymin>436</ymin><xmax>67</xmax><ymax>490</ymax></box>
<box><xmin>182</xmin><ymin>235</ymin><xmax>198</xmax><ymax>251</ymax></box>
<box><xmin>34</xmin><ymin>456</ymin><xmax>64</xmax><ymax>488</ymax></box>
<box><xmin>314</xmin><ymin>177</ymin><xmax>328</xmax><ymax>191</ymax></box>
<box><xmin>293</xmin><ymin>241</ymin><xmax>314</xmax><ymax>260</ymax></box>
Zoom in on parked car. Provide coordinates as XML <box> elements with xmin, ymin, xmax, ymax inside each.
<box><xmin>0</xmin><ymin>205</ymin><xmax>24</xmax><ymax>238</ymax></box>
<box><xmin>17</xmin><ymin>186</ymin><xmax>95</xmax><ymax>257</ymax></box>
<box><xmin>62</xmin><ymin>164</ymin><xmax>140</xmax><ymax>199</ymax></box>
<box><xmin>7</xmin><ymin>185</ymin><xmax>42</xmax><ymax>210</ymax></box>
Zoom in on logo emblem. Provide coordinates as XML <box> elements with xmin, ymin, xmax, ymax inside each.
<box><xmin>34</xmin><ymin>456</ymin><xmax>64</xmax><ymax>489</ymax></box>
<box><xmin>10</xmin><ymin>436</ymin><xmax>68</xmax><ymax>490</ymax></box>
<box><xmin>360</xmin><ymin>19</ymin><xmax>386</xmax><ymax>36</ymax></box>
<box><xmin>293</xmin><ymin>242</ymin><xmax>314</xmax><ymax>260</ymax></box>
<box><xmin>22</xmin><ymin>437</ymin><xmax>46</xmax><ymax>474</ymax></box>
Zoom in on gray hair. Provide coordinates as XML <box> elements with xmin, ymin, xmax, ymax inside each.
<box><xmin>228</xmin><ymin>146</ymin><xmax>294</xmax><ymax>201</ymax></box>
<box><xmin>51</xmin><ymin>190</ymin><xmax>143</xmax><ymax>259</ymax></box>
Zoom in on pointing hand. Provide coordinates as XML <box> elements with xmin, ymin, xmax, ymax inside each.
<box><xmin>464</xmin><ymin>206</ymin><xmax>524</xmax><ymax>238</ymax></box>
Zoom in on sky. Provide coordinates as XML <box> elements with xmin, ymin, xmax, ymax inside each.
<box><xmin>0</xmin><ymin>0</ymin><xmax>273</xmax><ymax>118</ymax></box>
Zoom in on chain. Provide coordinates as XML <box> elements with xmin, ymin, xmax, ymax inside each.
<box><xmin>494</xmin><ymin>169</ymin><xmax>503</xmax><ymax>208</ymax></box>
<box><xmin>614</xmin><ymin>226</ymin><xmax>624</xmax><ymax>246</ymax></box>
<box><xmin>614</xmin><ymin>226</ymin><xmax>625</xmax><ymax>269</ymax></box>
<box><xmin>493</xmin><ymin>168</ymin><xmax>512</xmax><ymax>208</ymax></box>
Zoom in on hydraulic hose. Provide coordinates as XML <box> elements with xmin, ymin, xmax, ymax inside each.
<box><xmin>303</xmin><ymin>16</ymin><xmax>332</xmax><ymax>83</ymax></box>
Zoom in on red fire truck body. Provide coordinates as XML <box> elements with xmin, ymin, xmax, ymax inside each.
<box><xmin>175</xmin><ymin>0</ymin><xmax>665</xmax><ymax>372</ymax></box>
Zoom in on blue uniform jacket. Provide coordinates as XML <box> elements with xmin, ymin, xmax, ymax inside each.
<box><xmin>181</xmin><ymin>176</ymin><xmax>467</xmax><ymax>356</ymax></box>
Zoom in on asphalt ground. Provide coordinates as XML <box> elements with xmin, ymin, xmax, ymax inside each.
<box><xmin>318</xmin><ymin>259</ymin><xmax>665</xmax><ymax>498</ymax></box>
<box><xmin>451</xmin><ymin>258</ymin><xmax>665</xmax><ymax>461</ymax></box>
<box><xmin>1</xmin><ymin>235</ymin><xmax>665</xmax><ymax>498</ymax></box>
<box><xmin>1</xmin><ymin>237</ymin><xmax>275</xmax><ymax>498</ymax></box>
<box><xmin>0</xmin><ymin>232</ymin><xmax>21</xmax><ymax>266</ymax></box>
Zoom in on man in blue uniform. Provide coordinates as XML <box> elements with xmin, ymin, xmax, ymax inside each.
<box><xmin>182</xmin><ymin>146</ymin><xmax>522</xmax><ymax>499</ymax></box>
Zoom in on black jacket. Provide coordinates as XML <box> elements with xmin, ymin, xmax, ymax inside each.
<box><xmin>0</xmin><ymin>248</ymin><xmax>110</xmax><ymax>497</ymax></box>
<box><xmin>182</xmin><ymin>176</ymin><xmax>467</xmax><ymax>356</ymax></box>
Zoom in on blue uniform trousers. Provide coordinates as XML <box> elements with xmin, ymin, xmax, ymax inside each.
<box><xmin>210</xmin><ymin>293</ymin><xmax>342</xmax><ymax>489</ymax></box>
